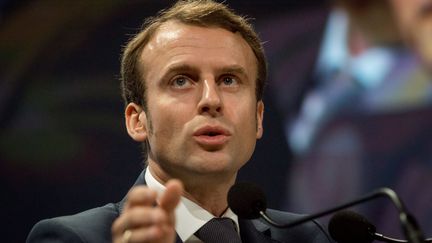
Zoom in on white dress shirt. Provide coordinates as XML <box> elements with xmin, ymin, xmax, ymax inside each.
<box><xmin>145</xmin><ymin>169</ymin><xmax>240</xmax><ymax>243</ymax></box>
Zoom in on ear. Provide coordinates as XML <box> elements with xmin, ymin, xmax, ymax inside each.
<box><xmin>125</xmin><ymin>103</ymin><xmax>148</xmax><ymax>142</ymax></box>
<box><xmin>256</xmin><ymin>100</ymin><xmax>264</xmax><ymax>139</ymax></box>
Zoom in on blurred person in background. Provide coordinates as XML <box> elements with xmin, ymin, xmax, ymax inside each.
<box><xmin>283</xmin><ymin>0</ymin><xmax>432</xmax><ymax>238</ymax></box>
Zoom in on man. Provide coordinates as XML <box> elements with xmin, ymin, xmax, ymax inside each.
<box><xmin>280</xmin><ymin>0</ymin><xmax>432</xmax><ymax>237</ymax></box>
<box><xmin>27</xmin><ymin>1</ymin><xmax>331</xmax><ymax>242</ymax></box>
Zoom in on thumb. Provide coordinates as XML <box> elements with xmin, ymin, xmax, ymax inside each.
<box><xmin>159</xmin><ymin>179</ymin><xmax>183</xmax><ymax>213</ymax></box>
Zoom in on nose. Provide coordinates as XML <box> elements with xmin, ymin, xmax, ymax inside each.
<box><xmin>198</xmin><ymin>79</ymin><xmax>222</xmax><ymax>116</ymax></box>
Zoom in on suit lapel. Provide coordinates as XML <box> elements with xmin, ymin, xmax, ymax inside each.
<box><xmin>239</xmin><ymin>219</ymin><xmax>281</xmax><ymax>243</ymax></box>
<box><xmin>118</xmin><ymin>171</ymin><xmax>146</xmax><ymax>214</ymax></box>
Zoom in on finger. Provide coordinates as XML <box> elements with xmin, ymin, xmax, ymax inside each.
<box><xmin>112</xmin><ymin>222</ymin><xmax>174</xmax><ymax>243</ymax></box>
<box><xmin>126</xmin><ymin>226</ymin><xmax>166</xmax><ymax>243</ymax></box>
<box><xmin>124</xmin><ymin>225</ymin><xmax>175</xmax><ymax>243</ymax></box>
<box><xmin>112</xmin><ymin>215</ymin><xmax>127</xmax><ymax>236</ymax></box>
<box><xmin>112</xmin><ymin>207</ymin><xmax>168</xmax><ymax>234</ymax></box>
<box><xmin>125</xmin><ymin>186</ymin><xmax>157</xmax><ymax>209</ymax></box>
<box><xmin>159</xmin><ymin>179</ymin><xmax>183</xmax><ymax>213</ymax></box>
<box><xmin>127</xmin><ymin>207</ymin><xmax>169</xmax><ymax>229</ymax></box>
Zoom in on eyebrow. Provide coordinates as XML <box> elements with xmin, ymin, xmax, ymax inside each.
<box><xmin>165</xmin><ymin>64</ymin><xmax>199</xmax><ymax>75</ymax></box>
<box><xmin>158</xmin><ymin>64</ymin><xmax>198</xmax><ymax>84</ymax></box>
<box><xmin>217</xmin><ymin>65</ymin><xmax>251</xmax><ymax>85</ymax></box>
<box><xmin>160</xmin><ymin>63</ymin><xmax>250</xmax><ymax>83</ymax></box>
<box><xmin>217</xmin><ymin>65</ymin><xmax>249</xmax><ymax>79</ymax></box>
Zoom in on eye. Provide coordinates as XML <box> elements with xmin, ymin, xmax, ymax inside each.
<box><xmin>221</xmin><ymin>76</ymin><xmax>238</xmax><ymax>86</ymax></box>
<box><xmin>171</xmin><ymin>76</ymin><xmax>192</xmax><ymax>88</ymax></box>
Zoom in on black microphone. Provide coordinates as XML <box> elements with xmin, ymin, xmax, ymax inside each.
<box><xmin>227</xmin><ymin>181</ymin><xmax>267</xmax><ymax>219</ymax></box>
<box><xmin>328</xmin><ymin>210</ymin><xmax>432</xmax><ymax>243</ymax></box>
<box><xmin>328</xmin><ymin>210</ymin><xmax>375</xmax><ymax>243</ymax></box>
<box><xmin>227</xmin><ymin>182</ymin><xmax>426</xmax><ymax>243</ymax></box>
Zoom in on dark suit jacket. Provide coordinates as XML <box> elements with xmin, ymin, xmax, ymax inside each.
<box><xmin>27</xmin><ymin>171</ymin><xmax>332</xmax><ymax>243</ymax></box>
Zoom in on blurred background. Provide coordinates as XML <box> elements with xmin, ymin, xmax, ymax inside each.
<box><xmin>1</xmin><ymin>0</ymin><xmax>431</xmax><ymax>242</ymax></box>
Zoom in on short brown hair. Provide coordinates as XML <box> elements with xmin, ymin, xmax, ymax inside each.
<box><xmin>120</xmin><ymin>0</ymin><xmax>267</xmax><ymax>111</ymax></box>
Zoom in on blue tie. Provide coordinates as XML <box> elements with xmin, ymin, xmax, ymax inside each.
<box><xmin>195</xmin><ymin>218</ymin><xmax>242</xmax><ymax>243</ymax></box>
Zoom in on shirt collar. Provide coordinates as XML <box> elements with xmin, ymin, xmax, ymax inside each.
<box><xmin>145</xmin><ymin>168</ymin><xmax>240</xmax><ymax>242</ymax></box>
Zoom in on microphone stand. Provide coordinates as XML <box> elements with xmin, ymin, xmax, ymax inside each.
<box><xmin>259</xmin><ymin>188</ymin><xmax>425</xmax><ymax>243</ymax></box>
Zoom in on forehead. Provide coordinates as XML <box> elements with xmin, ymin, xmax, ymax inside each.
<box><xmin>139</xmin><ymin>21</ymin><xmax>257</xmax><ymax>79</ymax></box>
<box><xmin>148</xmin><ymin>20</ymin><xmax>250</xmax><ymax>51</ymax></box>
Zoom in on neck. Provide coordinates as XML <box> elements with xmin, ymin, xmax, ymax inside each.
<box><xmin>184</xmin><ymin>181</ymin><xmax>233</xmax><ymax>216</ymax></box>
<box><xmin>148</xmin><ymin>160</ymin><xmax>237</xmax><ymax>216</ymax></box>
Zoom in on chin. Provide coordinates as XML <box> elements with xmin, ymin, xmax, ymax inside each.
<box><xmin>189</xmin><ymin>155</ymin><xmax>237</xmax><ymax>173</ymax></box>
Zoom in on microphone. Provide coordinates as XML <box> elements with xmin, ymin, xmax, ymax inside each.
<box><xmin>227</xmin><ymin>182</ymin><xmax>426</xmax><ymax>243</ymax></box>
<box><xmin>328</xmin><ymin>210</ymin><xmax>375</xmax><ymax>243</ymax></box>
<box><xmin>328</xmin><ymin>210</ymin><xmax>432</xmax><ymax>243</ymax></box>
<box><xmin>226</xmin><ymin>181</ymin><xmax>267</xmax><ymax>219</ymax></box>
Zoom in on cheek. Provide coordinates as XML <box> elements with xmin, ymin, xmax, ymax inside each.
<box><xmin>230</xmin><ymin>100</ymin><xmax>258</xmax><ymax>133</ymax></box>
<box><xmin>148</xmin><ymin>99</ymin><xmax>195</xmax><ymax>141</ymax></box>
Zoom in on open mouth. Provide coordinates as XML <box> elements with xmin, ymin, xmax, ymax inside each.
<box><xmin>194</xmin><ymin>125</ymin><xmax>230</xmax><ymax>137</ymax></box>
<box><xmin>205</xmin><ymin>131</ymin><xmax>221</xmax><ymax>136</ymax></box>
<box><xmin>193</xmin><ymin>126</ymin><xmax>231</xmax><ymax>146</ymax></box>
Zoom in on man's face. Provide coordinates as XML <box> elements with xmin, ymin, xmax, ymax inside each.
<box><xmin>390</xmin><ymin>0</ymin><xmax>432</xmax><ymax>68</ymax></box>
<box><xmin>136</xmin><ymin>21</ymin><xmax>263</xmax><ymax>179</ymax></box>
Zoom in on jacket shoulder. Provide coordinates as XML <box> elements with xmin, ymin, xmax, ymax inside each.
<box><xmin>27</xmin><ymin>203</ymin><xmax>119</xmax><ymax>243</ymax></box>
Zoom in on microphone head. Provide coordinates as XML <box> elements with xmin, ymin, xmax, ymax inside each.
<box><xmin>227</xmin><ymin>182</ymin><xmax>267</xmax><ymax>219</ymax></box>
<box><xmin>328</xmin><ymin>210</ymin><xmax>376</xmax><ymax>243</ymax></box>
